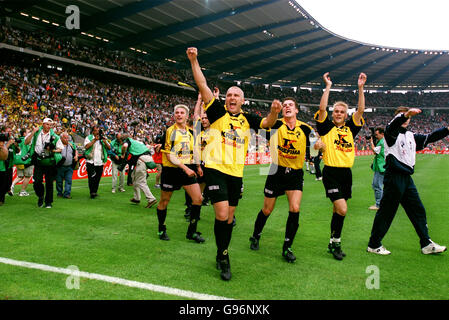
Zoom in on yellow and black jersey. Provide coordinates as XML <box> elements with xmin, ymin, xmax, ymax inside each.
<box><xmin>161</xmin><ymin>123</ymin><xmax>195</xmax><ymax>168</ymax></box>
<box><xmin>203</xmin><ymin>97</ymin><xmax>264</xmax><ymax>177</ymax></box>
<box><xmin>268</xmin><ymin>119</ymin><xmax>312</xmax><ymax>170</ymax></box>
<box><xmin>314</xmin><ymin>110</ymin><xmax>364</xmax><ymax>168</ymax></box>
<box><xmin>192</xmin><ymin>118</ymin><xmax>213</xmax><ymax>164</ymax></box>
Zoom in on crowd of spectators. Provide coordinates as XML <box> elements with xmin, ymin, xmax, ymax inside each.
<box><xmin>236</xmin><ymin>81</ymin><xmax>449</xmax><ymax>109</ymax></box>
<box><xmin>2</xmin><ymin>23</ymin><xmax>449</xmax><ymax>111</ymax></box>
<box><xmin>0</xmin><ymin>63</ymin><xmax>196</xmax><ymax>144</ymax></box>
<box><xmin>1</xmin><ymin>61</ymin><xmax>448</xmax><ymax>152</ymax></box>
<box><xmin>0</xmin><ymin>25</ymin><xmax>191</xmax><ymax>84</ymax></box>
<box><xmin>1</xmin><ymin>23</ymin><xmax>448</xmax><ymax>151</ymax></box>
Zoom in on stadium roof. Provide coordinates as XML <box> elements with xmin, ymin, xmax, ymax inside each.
<box><xmin>3</xmin><ymin>0</ymin><xmax>449</xmax><ymax>91</ymax></box>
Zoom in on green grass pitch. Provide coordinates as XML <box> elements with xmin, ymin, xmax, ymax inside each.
<box><xmin>1</xmin><ymin>155</ymin><xmax>448</xmax><ymax>300</ymax></box>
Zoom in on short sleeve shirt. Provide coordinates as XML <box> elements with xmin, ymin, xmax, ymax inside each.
<box><xmin>314</xmin><ymin>111</ymin><xmax>364</xmax><ymax>168</ymax></box>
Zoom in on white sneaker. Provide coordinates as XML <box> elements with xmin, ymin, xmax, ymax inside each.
<box><xmin>367</xmin><ymin>246</ymin><xmax>391</xmax><ymax>255</ymax></box>
<box><xmin>119</xmin><ymin>188</ymin><xmax>126</xmax><ymax>192</ymax></box>
<box><xmin>315</xmin><ymin>177</ymin><xmax>322</xmax><ymax>181</ymax></box>
<box><xmin>368</xmin><ymin>205</ymin><xmax>379</xmax><ymax>210</ymax></box>
<box><xmin>112</xmin><ymin>189</ymin><xmax>116</xmax><ymax>194</ymax></box>
<box><xmin>19</xmin><ymin>191</ymin><xmax>29</xmax><ymax>197</ymax></box>
<box><xmin>421</xmin><ymin>241</ymin><xmax>447</xmax><ymax>254</ymax></box>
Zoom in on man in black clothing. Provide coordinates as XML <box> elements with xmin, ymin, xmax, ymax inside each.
<box><xmin>367</xmin><ymin>107</ymin><xmax>449</xmax><ymax>255</ymax></box>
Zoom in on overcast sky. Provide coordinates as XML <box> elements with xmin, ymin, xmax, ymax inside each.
<box><xmin>296</xmin><ymin>0</ymin><xmax>448</xmax><ymax>51</ymax></box>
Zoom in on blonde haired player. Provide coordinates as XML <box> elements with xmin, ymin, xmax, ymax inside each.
<box><xmin>314</xmin><ymin>72</ymin><xmax>367</xmax><ymax>260</ymax></box>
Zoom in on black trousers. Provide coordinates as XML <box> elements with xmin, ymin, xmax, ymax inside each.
<box><xmin>0</xmin><ymin>170</ymin><xmax>7</xmax><ymax>203</ymax></box>
<box><xmin>127</xmin><ymin>165</ymin><xmax>134</xmax><ymax>185</ymax></box>
<box><xmin>313</xmin><ymin>156</ymin><xmax>322</xmax><ymax>179</ymax></box>
<box><xmin>86</xmin><ymin>162</ymin><xmax>104</xmax><ymax>195</ymax></box>
<box><xmin>368</xmin><ymin>171</ymin><xmax>431</xmax><ymax>249</ymax></box>
<box><xmin>33</xmin><ymin>164</ymin><xmax>57</xmax><ymax>205</ymax></box>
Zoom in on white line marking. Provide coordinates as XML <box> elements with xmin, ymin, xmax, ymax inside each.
<box><xmin>0</xmin><ymin>257</ymin><xmax>233</xmax><ymax>300</ymax></box>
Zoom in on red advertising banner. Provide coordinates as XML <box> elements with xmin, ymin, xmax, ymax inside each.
<box><xmin>12</xmin><ymin>158</ymin><xmax>158</xmax><ymax>183</ymax></box>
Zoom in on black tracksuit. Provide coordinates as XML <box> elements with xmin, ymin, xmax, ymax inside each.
<box><xmin>368</xmin><ymin>113</ymin><xmax>449</xmax><ymax>249</ymax></box>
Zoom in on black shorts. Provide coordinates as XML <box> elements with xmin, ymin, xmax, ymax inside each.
<box><xmin>322</xmin><ymin>166</ymin><xmax>352</xmax><ymax>202</ymax></box>
<box><xmin>161</xmin><ymin>165</ymin><xmax>198</xmax><ymax>192</ymax></box>
<box><xmin>264</xmin><ymin>165</ymin><xmax>304</xmax><ymax>198</ymax></box>
<box><xmin>204</xmin><ymin>167</ymin><xmax>243</xmax><ymax>207</ymax></box>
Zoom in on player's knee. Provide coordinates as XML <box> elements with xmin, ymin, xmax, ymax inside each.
<box><xmin>262</xmin><ymin>206</ymin><xmax>273</xmax><ymax>216</ymax></box>
<box><xmin>335</xmin><ymin>207</ymin><xmax>347</xmax><ymax>216</ymax></box>
<box><xmin>158</xmin><ymin>197</ymin><xmax>170</xmax><ymax>208</ymax></box>
<box><xmin>192</xmin><ymin>194</ymin><xmax>203</xmax><ymax>205</ymax></box>
<box><xmin>290</xmin><ymin>205</ymin><xmax>300</xmax><ymax>213</ymax></box>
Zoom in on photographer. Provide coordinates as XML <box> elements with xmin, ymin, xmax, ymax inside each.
<box><xmin>120</xmin><ymin>134</ymin><xmax>157</xmax><ymax>208</ymax></box>
<box><xmin>56</xmin><ymin>132</ymin><xmax>78</xmax><ymax>199</ymax></box>
<box><xmin>84</xmin><ymin>126</ymin><xmax>111</xmax><ymax>199</ymax></box>
<box><xmin>25</xmin><ymin>118</ymin><xmax>64</xmax><ymax>208</ymax></box>
<box><xmin>109</xmin><ymin>133</ymin><xmax>126</xmax><ymax>193</ymax></box>
<box><xmin>368</xmin><ymin>127</ymin><xmax>385</xmax><ymax>210</ymax></box>
<box><xmin>0</xmin><ymin>126</ymin><xmax>15</xmax><ymax>205</ymax></box>
<box><xmin>11</xmin><ymin>128</ymin><xmax>33</xmax><ymax>197</ymax></box>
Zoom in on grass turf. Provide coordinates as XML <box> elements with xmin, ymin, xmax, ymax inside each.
<box><xmin>1</xmin><ymin>155</ymin><xmax>448</xmax><ymax>300</ymax></box>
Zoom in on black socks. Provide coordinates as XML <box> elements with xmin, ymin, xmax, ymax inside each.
<box><xmin>284</xmin><ymin>211</ymin><xmax>299</xmax><ymax>251</ymax></box>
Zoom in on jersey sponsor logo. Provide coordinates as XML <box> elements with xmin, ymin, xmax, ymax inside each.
<box><xmin>176</xmin><ymin>141</ymin><xmax>193</xmax><ymax>159</ymax></box>
<box><xmin>277</xmin><ymin>138</ymin><xmax>301</xmax><ymax>155</ymax></box>
<box><xmin>334</xmin><ymin>132</ymin><xmax>353</xmax><ymax>152</ymax></box>
<box><xmin>221</xmin><ymin>123</ymin><xmax>246</xmax><ymax>147</ymax></box>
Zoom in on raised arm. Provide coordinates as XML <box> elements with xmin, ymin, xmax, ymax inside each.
<box><xmin>186</xmin><ymin>47</ymin><xmax>214</xmax><ymax>105</ymax></box>
<box><xmin>193</xmin><ymin>92</ymin><xmax>203</xmax><ymax>120</ymax></box>
<box><xmin>318</xmin><ymin>72</ymin><xmax>332</xmax><ymax>122</ymax></box>
<box><xmin>261</xmin><ymin>99</ymin><xmax>282</xmax><ymax>128</ymax></box>
<box><xmin>353</xmin><ymin>72</ymin><xmax>367</xmax><ymax>125</ymax></box>
<box><xmin>25</xmin><ymin>126</ymin><xmax>39</xmax><ymax>145</ymax></box>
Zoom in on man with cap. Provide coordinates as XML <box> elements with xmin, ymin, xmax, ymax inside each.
<box><xmin>25</xmin><ymin>118</ymin><xmax>64</xmax><ymax>208</ymax></box>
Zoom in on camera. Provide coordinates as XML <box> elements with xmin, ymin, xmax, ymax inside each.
<box><xmin>42</xmin><ymin>135</ymin><xmax>56</xmax><ymax>155</ymax></box>
<box><xmin>0</xmin><ymin>133</ymin><xmax>10</xmax><ymax>142</ymax></box>
<box><xmin>21</xmin><ymin>153</ymin><xmax>31</xmax><ymax>162</ymax></box>
<box><xmin>98</xmin><ymin>129</ymin><xmax>104</xmax><ymax>140</ymax></box>
<box><xmin>366</xmin><ymin>127</ymin><xmax>375</xmax><ymax>140</ymax></box>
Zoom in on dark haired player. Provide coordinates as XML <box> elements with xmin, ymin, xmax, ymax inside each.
<box><xmin>249</xmin><ymin>97</ymin><xmax>312</xmax><ymax>263</ymax></box>
<box><xmin>367</xmin><ymin>107</ymin><xmax>449</xmax><ymax>255</ymax></box>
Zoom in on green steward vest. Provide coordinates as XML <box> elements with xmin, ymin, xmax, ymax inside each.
<box><xmin>14</xmin><ymin>137</ymin><xmax>32</xmax><ymax>166</ymax></box>
<box><xmin>29</xmin><ymin>127</ymin><xmax>62</xmax><ymax>166</ymax></box>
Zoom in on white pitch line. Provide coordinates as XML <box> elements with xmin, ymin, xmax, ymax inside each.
<box><xmin>0</xmin><ymin>257</ymin><xmax>233</xmax><ymax>300</ymax></box>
